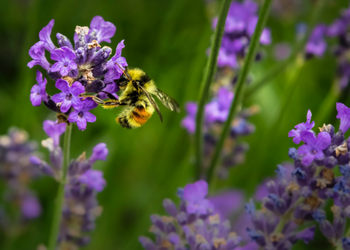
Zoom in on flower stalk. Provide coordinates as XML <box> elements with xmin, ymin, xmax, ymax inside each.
<box><xmin>206</xmin><ymin>0</ymin><xmax>273</xmax><ymax>185</ymax></box>
<box><xmin>48</xmin><ymin>123</ymin><xmax>72</xmax><ymax>250</ymax></box>
<box><xmin>194</xmin><ymin>0</ymin><xmax>232</xmax><ymax>179</ymax></box>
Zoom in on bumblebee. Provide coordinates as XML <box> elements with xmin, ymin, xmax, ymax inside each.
<box><xmin>86</xmin><ymin>65</ymin><xmax>180</xmax><ymax>128</ymax></box>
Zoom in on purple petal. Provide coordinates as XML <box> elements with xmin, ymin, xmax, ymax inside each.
<box><xmin>79</xmin><ymin>169</ymin><xmax>106</xmax><ymax>192</ymax></box>
<box><xmin>337</xmin><ymin>102</ymin><xmax>350</xmax><ymax>133</ymax></box>
<box><xmin>114</xmin><ymin>39</ymin><xmax>125</xmax><ymax>58</ymax></box>
<box><xmin>55</xmin><ymin>79</ymin><xmax>70</xmax><ymax>93</ymax></box>
<box><xmin>90</xmin><ymin>143</ymin><xmax>108</xmax><ymax>163</ymax></box>
<box><xmin>71</xmin><ymin>96</ymin><xmax>83</xmax><ymax>111</ymax></box>
<box><xmin>71</xmin><ymin>81</ymin><xmax>85</xmax><ymax>96</ymax></box>
<box><xmin>68</xmin><ymin>111</ymin><xmax>79</xmax><ymax>123</ymax></box>
<box><xmin>61</xmin><ymin>47</ymin><xmax>76</xmax><ymax>61</ymax></box>
<box><xmin>302</xmin><ymin>153</ymin><xmax>315</xmax><ymax>166</ymax></box>
<box><xmin>316</xmin><ymin>132</ymin><xmax>331</xmax><ymax>150</ymax></box>
<box><xmin>300</xmin><ymin>131</ymin><xmax>317</xmax><ymax>145</ymax></box>
<box><xmin>298</xmin><ymin>144</ymin><xmax>311</xmax><ymax>156</ymax></box>
<box><xmin>50</xmin><ymin>48</ymin><xmax>64</xmax><ymax>61</ymax></box>
<box><xmin>90</xmin><ymin>16</ymin><xmax>116</xmax><ymax>43</ymax></box>
<box><xmin>306</xmin><ymin>109</ymin><xmax>312</xmax><ymax>123</ymax></box>
<box><xmin>39</xmin><ymin>19</ymin><xmax>55</xmax><ymax>52</ymax></box>
<box><xmin>84</xmin><ymin>112</ymin><xmax>96</xmax><ymax>123</ymax></box>
<box><xmin>30</xmin><ymin>88</ymin><xmax>42</xmax><ymax>106</ymax></box>
<box><xmin>50</xmin><ymin>62</ymin><xmax>62</xmax><ymax>73</ymax></box>
<box><xmin>43</xmin><ymin>120</ymin><xmax>66</xmax><ymax>146</ymax></box>
<box><xmin>27</xmin><ymin>41</ymin><xmax>51</xmax><ymax>70</ymax></box>
<box><xmin>52</xmin><ymin>92</ymin><xmax>66</xmax><ymax>103</ymax></box>
<box><xmin>60</xmin><ymin>99</ymin><xmax>72</xmax><ymax>113</ymax></box>
<box><xmin>296</xmin><ymin>226</ymin><xmax>316</xmax><ymax>244</ymax></box>
<box><xmin>76</xmin><ymin>117</ymin><xmax>87</xmax><ymax>130</ymax></box>
<box><xmin>81</xmin><ymin>98</ymin><xmax>98</xmax><ymax>111</ymax></box>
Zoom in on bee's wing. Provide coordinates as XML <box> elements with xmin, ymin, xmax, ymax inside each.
<box><xmin>139</xmin><ymin>85</ymin><xmax>163</xmax><ymax>123</ymax></box>
<box><xmin>154</xmin><ymin>88</ymin><xmax>180</xmax><ymax>113</ymax></box>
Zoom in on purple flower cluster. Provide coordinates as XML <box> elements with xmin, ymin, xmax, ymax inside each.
<box><xmin>30</xmin><ymin>120</ymin><xmax>107</xmax><ymax>248</ymax></box>
<box><xmin>0</xmin><ymin>128</ymin><xmax>41</xmax><ymax>222</ymax></box>
<box><xmin>305</xmin><ymin>25</ymin><xmax>327</xmax><ymax>58</ymax></box>
<box><xmin>214</xmin><ymin>0</ymin><xmax>271</xmax><ymax>69</ymax></box>
<box><xmin>28</xmin><ymin>16</ymin><xmax>127</xmax><ymax>130</ymax></box>
<box><xmin>181</xmin><ymin>87</ymin><xmax>257</xmax><ymax>178</ymax></box>
<box><xmin>139</xmin><ymin>180</ymin><xmax>242</xmax><ymax>250</ymax></box>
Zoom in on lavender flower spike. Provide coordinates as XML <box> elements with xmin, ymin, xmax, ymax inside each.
<box><xmin>181</xmin><ymin>102</ymin><xmax>197</xmax><ymax>134</ymax></box>
<box><xmin>52</xmin><ymin>79</ymin><xmax>84</xmax><ymax>113</ymax></box>
<box><xmin>297</xmin><ymin>131</ymin><xmax>331</xmax><ymax>166</ymax></box>
<box><xmin>183</xmin><ymin>180</ymin><xmax>214</xmax><ymax>215</ymax></box>
<box><xmin>30</xmin><ymin>70</ymin><xmax>48</xmax><ymax>106</ymax></box>
<box><xmin>288</xmin><ymin>109</ymin><xmax>315</xmax><ymax>144</ymax></box>
<box><xmin>43</xmin><ymin>120</ymin><xmax>66</xmax><ymax>147</ymax></box>
<box><xmin>336</xmin><ymin>102</ymin><xmax>350</xmax><ymax>133</ymax></box>
<box><xmin>68</xmin><ymin>98</ymin><xmax>97</xmax><ymax>131</ymax></box>
<box><xmin>50</xmin><ymin>47</ymin><xmax>77</xmax><ymax>76</ymax></box>
<box><xmin>104</xmin><ymin>40</ymin><xmax>128</xmax><ymax>83</ymax></box>
<box><xmin>90</xmin><ymin>16</ymin><xmax>116</xmax><ymax>43</ymax></box>
<box><xmin>79</xmin><ymin>170</ymin><xmax>106</xmax><ymax>192</ymax></box>
<box><xmin>89</xmin><ymin>143</ymin><xmax>108</xmax><ymax>163</ymax></box>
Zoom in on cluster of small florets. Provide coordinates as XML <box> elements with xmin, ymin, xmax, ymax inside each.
<box><xmin>238</xmin><ymin>102</ymin><xmax>350</xmax><ymax>249</ymax></box>
<box><xmin>0</xmin><ymin>128</ymin><xmax>41</xmax><ymax>226</ymax></box>
<box><xmin>30</xmin><ymin>120</ymin><xmax>107</xmax><ymax>248</ymax></box>
<box><xmin>214</xmin><ymin>0</ymin><xmax>271</xmax><ymax>69</ymax></box>
<box><xmin>28</xmin><ymin>16</ymin><xmax>127</xmax><ymax>130</ymax></box>
<box><xmin>139</xmin><ymin>180</ymin><xmax>242</xmax><ymax>250</ymax></box>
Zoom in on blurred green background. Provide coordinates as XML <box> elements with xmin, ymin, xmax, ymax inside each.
<box><xmin>0</xmin><ymin>0</ymin><xmax>349</xmax><ymax>249</ymax></box>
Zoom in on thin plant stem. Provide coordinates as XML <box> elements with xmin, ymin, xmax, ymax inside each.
<box><xmin>48</xmin><ymin>124</ymin><xmax>73</xmax><ymax>250</ymax></box>
<box><xmin>206</xmin><ymin>0</ymin><xmax>274</xmax><ymax>185</ymax></box>
<box><xmin>245</xmin><ymin>0</ymin><xmax>327</xmax><ymax>100</ymax></box>
<box><xmin>194</xmin><ymin>0</ymin><xmax>232</xmax><ymax>180</ymax></box>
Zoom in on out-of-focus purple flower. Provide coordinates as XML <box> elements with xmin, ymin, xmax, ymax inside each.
<box><xmin>297</xmin><ymin>131</ymin><xmax>331</xmax><ymax>166</ymax></box>
<box><xmin>247</xmin><ymin>17</ymin><xmax>271</xmax><ymax>45</ymax></box>
<box><xmin>181</xmin><ymin>102</ymin><xmax>197</xmax><ymax>134</ymax></box>
<box><xmin>68</xmin><ymin>98</ymin><xmax>97</xmax><ymax>131</ymax></box>
<box><xmin>183</xmin><ymin>180</ymin><xmax>214</xmax><ymax>214</ymax></box>
<box><xmin>27</xmin><ymin>41</ymin><xmax>51</xmax><ymax>70</ymax></box>
<box><xmin>90</xmin><ymin>16</ymin><xmax>116</xmax><ymax>43</ymax></box>
<box><xmin>30</xmin><ymin>70</ymin><xmax>48</xmax><ymax>106</ymax></box>
<box><xmin>21</xmin><ymin>195</ymin><xmax>41</xmax><ymax>219</ymax></box>
<box><xmin>305</xmin><ymin>25</ymin><xmax>327</xmax><ymax>57</ymax></box>
<box><xmin>52</xmin><ymin>80</ymin><xmax>84</xmax><ymax>113</ymax></box>
<box><xmin>217</xmin><ymin>48</ymin><xmax>238</xmax><ymax>68</ymax></box>
<box><xmin>343</xmin><ymin>237</ymin><xmax>350</xmax><ymax>250</ymax></box>
<box><xmin>289</xmin><ymin>109</ymin><xmax>315</xmax><ymax>144</ymax></box>
<box><xmin>79</xmin><ymin>170</ymin><xmax>106</xmax><ymax>192</ymax></box>
<box><xmin>50</xmin><ymin>47</ymin><xmax>77</xmax><ymax>76</ymax></box>
<box><xmin>206</xmin><ymin>87</ymin><xmax>234</xmax><ymax>123</ymax></box>
<box><xmin>89</xmin><ymin>143</ymin><xmax>108</xmax><ymax>163</ymax></box>
<box><xmin>209</xmin><ymin>190</ymin><xmax>244</xmax><ymax>220</ymax></box>
<box><xmin>43</xmin><ymin>120</ymin><xmax>66</xmax><ymax>147</ymax></box>
<box><xmin>39</xmin><ymin>19</ymin><xmax>55</xmax><ymax>52</ymax></box>
<box><xmin>105</xmin><ymin>40</ymin><xmax>128</xmax><ymax>83</ymax></box>
<box><xmin>336</xmin><ymin>102</ymin><xmax>350</xmax><ymax>133</ymax></box>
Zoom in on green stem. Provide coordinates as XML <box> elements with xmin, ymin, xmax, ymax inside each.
<box><xmin>48</xmin><ymin>124</ymin><xmax>72</xmax><ymax>250</ymax></box>
<box><xmin>245</xmin><ymin>0</ymin><xmax>327</xmax><ymax>99</ymax></box>
<box><xmin>194</xmin><ymin>0</ymin><xmax>232</xmax><ymax>180</ymax></box>
<box><xmin>206</xmin><ymin>0</ymin><xmax>273</xmax><ymax>185</ymax></box>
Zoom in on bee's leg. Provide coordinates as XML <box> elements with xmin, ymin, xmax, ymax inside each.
<box><xmin>81</xmin><ymin>95</ymin><xmax>106</xmax><ymax>105</ymax></box>
<box><xmin>100</xmin><ymin>91</ymin><xmax>118</xmax><ymax>100</ymax></box>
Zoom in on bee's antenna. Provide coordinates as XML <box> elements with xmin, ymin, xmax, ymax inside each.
<box><xmin>116</xmin><ymin>62</ymin><xmax>132</xmax><ymax>81</ymax></box>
